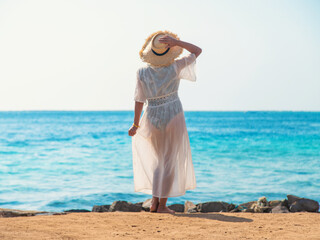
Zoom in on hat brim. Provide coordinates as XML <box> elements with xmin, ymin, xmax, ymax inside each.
<box><xmin>139</xmin><ymin>30</ymin><xmax>183</xmax><ymax>67</ymax></box>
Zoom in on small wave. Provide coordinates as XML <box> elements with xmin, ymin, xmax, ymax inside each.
<box><xmin>274</xmin><ymin>169</ymin><xmax>311</xmax><ymax>175</ymax></box>
<box><xmin>0</xmin><ymin>151</ymin><xmax>19</xmax><ymax>155</ymax></box>
<box><xmin>40</xmin><ymin>136</ymin><xmax>79</xmax><ymax>142</ymax></box>
<box><xmin>0</xmin><ymin>200</ymin><xmax>22</xmax><ymax>205</ymax></box>
<box><xmin>282</xmin><ymin>180</ymin><xmax>315</xmax><ymax>187</ymax></box>
<box><xmin>310</xmin><ymin>123</ymin><xmax>320</xmax><ymax>128</ymax></box>
<box><xmin>6</xmin><ymin>140</ymin><xmax>29</xmax><ymax>147</ymax></box>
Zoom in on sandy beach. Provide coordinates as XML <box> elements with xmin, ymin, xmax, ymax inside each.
<box><xmin>1</xmin><ymin>211</ymin><xmax>319</xmax><ymax>240</ymax></box>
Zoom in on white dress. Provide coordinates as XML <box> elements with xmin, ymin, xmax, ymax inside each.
<box><xmin>132</xmin><ymin>53</ymin><xmax>197</xmax><ymax>198</ymax></box>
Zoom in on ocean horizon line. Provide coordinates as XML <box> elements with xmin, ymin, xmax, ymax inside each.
<box><xmin>0</xmin><ymin>110</ymin><xmax>320</xmax><ymax>113</ymax></box>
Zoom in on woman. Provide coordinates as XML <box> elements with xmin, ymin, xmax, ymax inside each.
<box><xmin>128</xmin><ymin>30</ymin><xmax>202</xmax><ymax>214</ymax></box>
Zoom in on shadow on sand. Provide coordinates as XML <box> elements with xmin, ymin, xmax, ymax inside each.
<box><xmin>173</xmin><ymin>213</ymin><xmax>253</xmax><ymax>222</ymax></box>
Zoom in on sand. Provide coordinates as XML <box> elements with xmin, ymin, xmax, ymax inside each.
<box><xmin>0</xmin><ymin>211</ymin><xmax>319</xmax><ymax>240</ymax></box>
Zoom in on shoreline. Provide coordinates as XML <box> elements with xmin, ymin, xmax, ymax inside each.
<box><xmin>1</xmin><ymin>194</ymin><xmax>319</xmax><ymax>218</ymax></box>
<box><xmin>1</xmin><ymin>194</ymin><xmax>319</xmax><ymax>239</ymax></box>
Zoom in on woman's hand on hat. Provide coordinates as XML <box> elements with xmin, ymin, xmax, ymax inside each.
<box><xmin>158</xmin><ymin>35</ymin><xmax>179</xmax><ymax>48</ymax></box>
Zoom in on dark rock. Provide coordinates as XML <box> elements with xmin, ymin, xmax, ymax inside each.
<box><xmin>238</xmin><ymin>201</ymin><xmax>257</xmax><ymax>209</ymax></box>
<box><xmin>184</xmin><ymin>200</ymin><xmax>197</xmax><ymax>213</ymax></box>
<box><xmin>287</xmin><ymin>195</ymin><xmax>320</xmax><ymax>212</ymax></box>
<box><xmin>271</xmin><ymin>205</ymin><xmax>290</xmax><ymax>213</ymax></box>
<box><xmin>64</xmin><ymin>209</ymin><xmax>91</xmax><ymax>213</ymax></box>
<box><xmin>132</xmin><ymin>202</ymin><xmax>144</xmax><ymax>211</ymax></box>
<box><xmin>290</xmin><ymin>199</ymin><xmax>320</xmax><ymax>213</ymax></box>
<box><xmin>135</xmin><ymin>202</ymin><xmax>144</xmax><ymax>207</ymax></box>
<box><xmin>269</xmin><ymin>199</ymin><xmax>288</xmax><ymax>208</ymax></box>
<box><xmin>188</xmin><ymin>208</ymin><xmax>197</xmax><ymax>213</ymax></box>
<box><xmin>253</xmin><ymin>206</ymin><xmax>273</xmax><ymax>213</ymax></box>
<box><xmin>233</xmin><ymin>201</ymin><xmax>257</xmax><ymax>212</ymax></box>
<box><xmin>196</xmin><ymin>201</ymin><xmax>235</xmax><ymax>213</ymax></box>
<box><xmin>109</xmin><ymin>201</ymin><xmax>142</xmax><ymax>212</ymax></box>
<box><xmin>35</xmin><ymin>212</ymin><xmax>68</xmax><ymax>216</ymax></box>
<box><xmin>230</xmin><ymin>207</ymin><xmax>241</xmax><ymax>212</ymax></box>
<box><xmin>282</xmin><ymin>199</ymin><xmax>289</xmax><ymax>208</ymax></box>
<box><xmin>269</xmin><ymin>200</ymin><xmax>282</xmax><ymax>207</ymax></box>
<box><xmin>0</xmin><ymin>208</ymin><xmax>48</xmax><ymax>218</ymax></box>
<box><xmin>252</xmin><ymin>197</ymin><xmax>272</xmax><ymax>213</ymax></box>
<box><xmin>168</xmin><ymin>204</ymin><xmax>184</xmax><ymax>212</ymax></box>
<box><xmin>1</xmin><ymin>210</ymin><xmax>35</xmax><ymax>217</ymax></box>
<box><xmin>269</xmin><ymin>199</ymin><xmax>289</xmax><ymax>214</ymax></box>
<box><xmin>234</xmin><ymin>199</ymin><xmax>272</xmax><ymax>213</ymax></box>
<box><xmin>92</xmin><ymin>205</ymin><xmax>111</xmax><ymax>212</ymax></box>
<box><xmin>257</xmin><ymin>196</ymin><xmax>268</xmax><ymax>207</ymax></box>
<box><xmin>287</xmin><ymin>195</ymin><xmax>301</xmax><ymax>206</ymax></box>
<box><xmin>228</xmin><ymin>203</ymin><xmax>236</xmax><ymax>211</ymax></box>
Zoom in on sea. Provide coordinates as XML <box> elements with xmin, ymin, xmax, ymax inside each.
<box><xmin>0</xmin><ymin>111</ymin><xmax>319</xmax><ymax>212</ymax></box>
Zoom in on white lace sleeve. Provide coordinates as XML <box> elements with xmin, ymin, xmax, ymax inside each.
<box><xmin>134</xmin><ymin>69</ymin><xmax>147</xmax><ymax>103</ymax></box>
<box><xmin>174</xmin><ymin>53</ymin><xmax>197</xmax><ymax>81</ymax></box>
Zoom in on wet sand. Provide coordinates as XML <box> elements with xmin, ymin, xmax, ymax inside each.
<box><xmin>0</xmin><ymin>211</ymin><xmax>319</xmax><ymax>239</ymax></box>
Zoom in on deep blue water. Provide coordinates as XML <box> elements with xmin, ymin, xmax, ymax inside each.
<box><xmin>0</xmin><ymin>111</ymin><xmax>319</xmax><ymax>212</ymax></box>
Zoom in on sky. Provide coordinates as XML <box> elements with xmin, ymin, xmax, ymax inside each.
<box><xmin>0</xmin><ymin>0</ymin><xmax>319</xmax><ymax>111</ymax></box>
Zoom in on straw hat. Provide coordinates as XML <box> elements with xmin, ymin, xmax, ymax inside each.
<box><xmin>139</xmin><ymin>30</ymin><xmax>183</xmax><ymax>67</ymax></box>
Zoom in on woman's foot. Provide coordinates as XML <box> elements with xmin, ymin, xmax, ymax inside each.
<box><xmin>150</xmin><ymin>199</ymin><xmax>159</xmax><ymax>212</ymax></box>
<box><xmin>156</xmin><ymin>205</ymin><xmax>175</xmax><ymax>214</ymax></box>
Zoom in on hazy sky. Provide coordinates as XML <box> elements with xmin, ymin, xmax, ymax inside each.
<box><xmin>0</xmin><ymin>0</ymin><xmax>319</xmax><ymax>111</ymax></box>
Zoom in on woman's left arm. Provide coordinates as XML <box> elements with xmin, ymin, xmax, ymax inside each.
<box><xmin>128</xmin><ymin>101</ymin><xmax>144</xmax><ymax>136</ymax></box>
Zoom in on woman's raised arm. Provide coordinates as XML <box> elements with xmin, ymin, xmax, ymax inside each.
<box><xmin>159</xmin><ymin>35</ymin><xmax>202</xmax><ymax>58</ymax></box>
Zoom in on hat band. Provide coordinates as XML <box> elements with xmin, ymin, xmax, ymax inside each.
<box><xmin>152</xmin><ymin>48</ymin><xmax>170</xmax><ymax>56</ymax></box>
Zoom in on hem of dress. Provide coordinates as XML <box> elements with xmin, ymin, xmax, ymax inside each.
<box><xmin>134</xmin><ymin>185</ymin><xmax>196</xmax><ymax>198</ymax></box>
<box><xmin>134</xmin><ymin>99</ymin><xmax>146</xmax><ymax>103</ymax></box>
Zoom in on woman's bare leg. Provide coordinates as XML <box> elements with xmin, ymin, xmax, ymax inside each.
<box><xmin>150</xmin><ymin>196</ymin><xmax>159</xmax><ymax>212</ymax></box>
<box><xmin>157</xmin><ymin>198</ymin><xmax>175</xmax><ymax>213</ymax></box>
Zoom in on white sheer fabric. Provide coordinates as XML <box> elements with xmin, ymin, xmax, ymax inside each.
<box><xmin>132</xmin><ymin>53</ymin><xmax>197</xmax><ymax>198</ymax></box>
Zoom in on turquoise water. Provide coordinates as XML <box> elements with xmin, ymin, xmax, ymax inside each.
<box><xmin>0</xmin><ymin>111</ymin><xmax>319</xmax><ymax>212</ymax></box>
